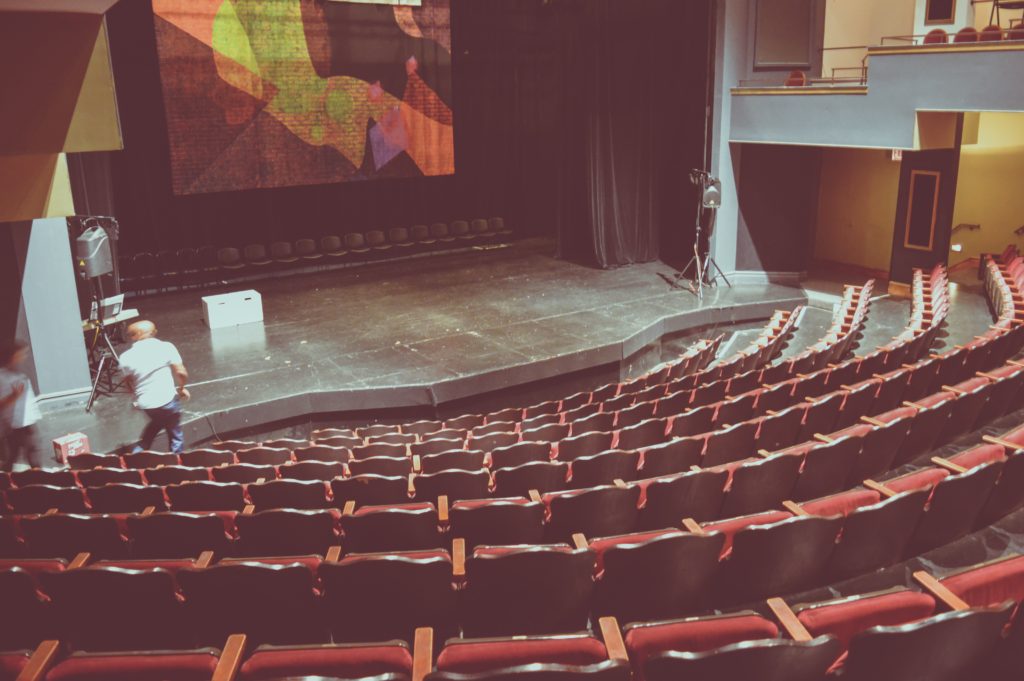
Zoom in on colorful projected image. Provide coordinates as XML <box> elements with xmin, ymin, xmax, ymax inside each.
<box><xmin>152</xmin><ymin>0</ymin><xmax>454</xmax><ymax>195</ymax></box>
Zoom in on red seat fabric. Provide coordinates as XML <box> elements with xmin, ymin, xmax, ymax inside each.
<box><xmin>0</xmin><ymin>651</ymin><xmax>29</xmax><ymax>680</ymax></box>
<box><xmin>46</xmin><ymin>649</ymin><xmax>220</xmax><ymax>681</ymax></box>
<box><xmin>884</xmin><ymin>468</ymin><xmax>949</xmax><ymax>494</ymax></box>
<box><xmin>588</xmin><ymin>529</ymin><xmax>681</xmax><ymax>572</ymax></box>
<box><xmin>796</xmin><ymin>589</ymin><xmax>936</xmax><ymax>650</ymax></box>
<box><xmin>941</xmin><ymin>555</ymin><xmax>1024</xmax><ymax>608</ymax></box>
<box><xmin>701</xmin><ymin>510</ymin><xmax>791</xmax><ymax>557</ymax></box>
<box><xmin>238</xmin><ymin>642</ymin><xmax>413</xmax><ymax>680</ymax></box>
<box><xmin>436</xmin><ymin>636</ymin><xmax>608</xmax><ymax>673</ymax></box>
<box><xmin>801</xmin><ymin>489</ymin><xmax>881</xmax><ymax>518</ymax></box>
<box><xmin>623</xmin><ymin>613</ymin><xmax>779</xmax><ymax>669</ymax></box>
<box><xmin>950</xmin><ymin>445</ymin><xmax>1006</xmax><ymax>470</ymax></box>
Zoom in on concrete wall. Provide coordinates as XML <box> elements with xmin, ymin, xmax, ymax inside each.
<box><xmin>822</xmin><ymin>0</ymin><xmax>915</xmax><ymax>79</ymax></box>
<box><xmin>814</xmin><ymin>147</ymin><xmax>901</xmax><ymax>272</ymax></box>
<box><xmin>730</xmin><ymin>47</ymin><xmax>1024</xmax><ymax>149</ymax></box>
<box><xmin>950</xmin><ymin>112</ymin><xmax>1024</xmax><ymax>261</ymax></box>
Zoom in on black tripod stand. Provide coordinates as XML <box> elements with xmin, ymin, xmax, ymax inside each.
<box><xmin>678</xmin><ymin>203</ymin><xmax>730</xmax><ymax>302</ymax></box>
<box><xmin>85</xmin><ymin>281</ymin><xmax>125</xmax><ymax>412</ymax></box>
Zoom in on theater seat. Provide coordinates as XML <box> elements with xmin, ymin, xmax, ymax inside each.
<box><xmin>235</xmin><ymin>509</ymin><xmax>339</xmax><ymax>557</ymax></box>
<box><xmin>449</xmin><ymin>497</ymin><xmax>546</xmax><ymax>550</ymax></box>
<box><xmin>939</xmin><ymin>554</ymin><xmax>1024</xmax><ymax>608</ymax></box>
<box><xmin>238</xmin><ymin>641</ymin><xmax>413</xmax><ymax>681</ymax></box>
<box><xmin>794</xmin><ymin>587</ymin><xmax>936</xmax><ymax>651</ymax></box>
<box><xmin>545</xmin><ymin>485</ymin><xmax>640</xmax><ymax>542</ymax></box>
<box><xmin>461</xmin><ymin>544</ymin><xmax>595</xmax><ymax>637</ymax></box>
<box><xmin>622</xmin><ymin>611</ymin><xmax>780</xmax><ymax>670</ymax></box>
<box><xmin>341</xmin><ymin>503</ymin><xmax>443</xmax><ymax>553</ymax></box>
<box><xmin>643</xmin><ymin>636</ymin><xmax>841</xmax><ymax>681</ymax></box>
<box><xmin>332</xmin><ymin>474</ymin><xmax>412</xmax><ymax>507</ymax></box>
<box><xmin>44</xmin><ymin>648</ymin><xmax>222</xmax><ymax>681</ymax></box>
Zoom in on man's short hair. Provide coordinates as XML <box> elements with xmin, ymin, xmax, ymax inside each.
<box><xmin>0</xmin><ymin>339</ymin><xmax>28</xmax><ymax>366</ymax></box>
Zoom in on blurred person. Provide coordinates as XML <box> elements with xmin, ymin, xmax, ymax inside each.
<box><xmin>0</xmin><ymin>340</ymin><xmax>48</xmax><ymax>471</ymax></box>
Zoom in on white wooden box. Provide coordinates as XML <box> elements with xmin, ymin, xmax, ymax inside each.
<box><xmin>202</xmin><ymin>290</ymin><xmax>264</xmax><ymax>329</ymax></box>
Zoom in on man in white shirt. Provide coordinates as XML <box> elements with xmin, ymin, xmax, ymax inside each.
<box><xmin>119</xmin><ymin>320</ymin><xmax>190</xmax><ymax>453</ymax></box>
<box><xmin>0</xmin><ymin>340</ymin><xmax>48</xmax><ymax>471</ymax></box>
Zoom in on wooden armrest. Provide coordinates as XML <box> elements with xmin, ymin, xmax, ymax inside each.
<box><xmin>141</xmin><ymin>506</ymin><xmax>156</xmax><ymax>517</ymax></box>
<box><xmin>572</xmin><ymin>533</ymin><xmax>589</xmax><ymax>550</ymax></box>
<box><xmin>903</xmin><ymin>401</ymin><xmax>925</xmax><ymax>410</ymax></box>
<box><xmin>452</xmin><ymin>538</ymin><xmax>466</xmax><ymax>578</ymax></box>
<box><xmin>814</xmin><ymin>434</ymin><xmax>835</xmax><ymax>443</ymax></box>
<box><xmin>861</xmin><ymin>416</ymin><xmax>887</xmax><ymax>427</ymax></box>
<box><xmin>412</xmin><ymin>455</ymin><xmax>421</xmax><ymax>474</ymax></box>
<box><xmin>242</xmin><ymin>505</ymin><xmax>255</xmax><ymax>515</ymax></box>
<box><xmin>529</xmin><ymin>489</ymin><xmax>542</xmax><ymax>503</ymax></box>
<box><xmin>689</xmin><ymin>465</ymin><xmax>702</xmax><ymax>472</ymax></box>
<box><xmin>613</xmin><ymin>479</ymin><xmax>627</xmax><ymax>489</ymax></box>
<box><xmin>342</xmin><ymin>500</ymin><xmax>356</xmax><ymax>517</ymax></box>
<box><xmin>15</xmin><ymin>640</ymin><xmax>60</xmax><ymax>681</ymax></box>
<box><xmin>255</xmin><ymin>478</ymin><xmax>266</xmax><ymax>485</ymax></box>
<box><xmin>931</xmin><ymin>456</ymin><xmax>968</xmax><ymax>474</ymax></box>
<box><xmin>941</xmin><ymin>385</ymin><xmax>966</xmax><ymax>395</ymax></box>
<box><xmin>68</xmin><ymin>553</ymin><xmax>90</xmax><ymax>569</ymax></box>
<box><xmin>325</xmin><ymin>545</ymin><xmax>342</xmax><ymax>563</ymax></box>
<box><xmin>782</xmin><ymin>500</ymin><xmax>809</xmax><ymax>517</ymax></box>
<box><xmin>408</xmin><ymin>474</ymin><xmax>416</xmax><ymax>496</ymax></box>
<box><xmin>913</xmin><ymin>571</ymin><xmax>969</xmax><ymax>611</ymax></box>
<box><xmin>1009</xmin><ymin>360</ymin><xmax>1024</xmax><ymax>368</ymax></box>
<box><xmin>983</xmin><ymin>435</ymin><xmax>1019</xmax><ymax>450</ymax></box>
<box><xmin>767</xmin><ymin>597</ymin><xmax>812</xmax><ymax>642</ymax></box>
<box><xmin>682</xmin><ymin>518</ymin><xmax>704</xmax><ymax>535</ymax></box>
<box><xmin>211</xmin><ymin>633</ymin><xmax>247</xmax><ymax>681</ymax></box>
<box><xmin>977</xmin><ymin>372</ymin><xmax>1000</xmax><ymax>380</ymax></box>
<box><xmin>412</xmin><ymin>627</ymin><xmax>434</xmax><ymax>681</ymax></box>
<box><xmin>437</xmin><ymin>496</ymin><xmax>449</xmax><ymax>524</ymax></box>
<box><xmin>757</xmin><ymin>449</ymin><xmax>773</xmax><ymax>458</ymax></box>
<box><xmin>766</xmin><ymin>410</ymin><xmax>779</xmax><ymax>416</ymax></box>
<box><xmin>44</xmin><ymin>508</ymin><xmax>58</xmax><ymax>516</ymax></box>
<box><xmin>863</xmin><ymin>479</ymin><xmax>897</xmax><ymax>498</ymax></box>
<box><xmin>598</xmin><ymin>617</ymin><xmax>629</xmax><ymax>662</ymax></box>
<box><xmin>194</xmin><ymin>551</ymin><xmax>214</xmax><ymax>568</ymax></box>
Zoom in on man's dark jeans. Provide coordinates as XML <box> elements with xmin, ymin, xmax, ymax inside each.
<box><xmin>134</xmin><ymin>396</ymin><xmax>184</xmax><ymax>453</ymax></box>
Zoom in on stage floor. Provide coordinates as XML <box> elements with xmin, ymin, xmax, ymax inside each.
<box><xmin>38</xmin><ymin>241</ymin><xmax>989</xmax><ymax>453</ymax></box>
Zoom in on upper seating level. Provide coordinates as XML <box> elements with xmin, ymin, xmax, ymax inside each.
<box><xmin>730</xmin><ymin>27</ymin><xmax>1024</xmax><ymax>148</ymax></box>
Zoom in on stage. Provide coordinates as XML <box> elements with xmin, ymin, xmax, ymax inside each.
<box><xmin>37</xmin><ymin>240</ymin><xmax>990</xmax><ymax>454</ymax></box>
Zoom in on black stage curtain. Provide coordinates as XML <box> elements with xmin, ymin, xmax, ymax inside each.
<box><xmin>556</xmin><ymin>0</ymin><xmax>710</xmax><ymax>269</ymax></box>
<box><xmin>98</xmin><ymin>0</ymin><xmax>708</xmax><ymax>266</ymax></box>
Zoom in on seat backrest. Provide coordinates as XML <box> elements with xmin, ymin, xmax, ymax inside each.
<box><xmin>644</xmin><ymin>636</ymin><xmax>841</xmax><ymax>681</ymax></box>
<box><xmin>321</xmin><ymin>551</ymin><xmax>457</xmax><ymax>643</ymax></box>
<box><xmin>493</xmin><ymin>461</ymin><xmax>569</xmax><ymax>498</ymax></box>
<box><xmin>236</xmin><ymin>447</ymin><xmax>292</xmax><ymax>467</ymax></box>
<box><xmin>907</xmin><ymin>462</ymin><xmax>1003</xmax><ymax>555</ymax></box>
<box><xmin>592</xmin><ymin>530</ymin><xmax>724</xmax><ymax>622</ymax></box>
<box><xmin>841</xmin><ymin>604</ymin><xmax>1013</xmax><ymax>681</ymax></box>
<box><xmin>420</xmin><ymin>450</ymin><xmax>488</xmax><ymax>474</ymax></box>
<box><xmin>490</xmin><ymin>441</ymin><xmax>551</xmax><ymax>470</ymax></box>
<box><xmin>293</xmin><ymin>445</ymin><xmax>350</xmax><ymax>463</ymax></box>
<box><xmin>331</xmin><ymin>474</ymin><xmax>411</xmax><ymax>507</ymax></box>
<box><xmin>623</xmin><ymin>611</ymin><xmax>779</xmax><ymax>670</ymax></box>
<box><xmin>211</xmin><ymin>463</ymin><xmax>278</xmax><ymax>484</ymax></box>
<box><xmin>143</xmin><ymin>465</ymin><xmax>209</xmax><ymax>487</ymax></box>
<box><xmin>21</xmin><ymin>514</ymin><xmax>128</xmax><ymax>561</ymax></box>
<box><xmin>348</xmin><ymin>455</ymin><xmax>414</xmax><ymax>478</ymax></box>
<box><xmin>77</xmin><ymin>467</ymin><xmax>144</xmax><ymax>487</ymax></box>
<box><xmin>40</xmin><ymin>567</ymin><xmax>192</xmax><ymax>651</ymax></box>
<box><xmin>717</xmin><ymin>515</ymin><xmax>843</xmax><ymax>606</ymax></box>
<box><xmin>12</xmin><ymin>469</ymin><xmax>77</xmax><ymax>487</ymax></box>
<box><xmin>178</xmin><ymin>563</ymin><xmax>326</xmax><ymax>646</ymax></box>
<box><xmin>639</xmin><ymin>437</ymin><xmax>703</xmax><ymax>478</ymax></box>
<box><xmin>545</xmin><ymin>485</ymin><xmax>641</xmax><ymax>541</ymax></box>
<box><xmin>123</xmin><ymin>451</ymin><xmax>180</xmax><ymax>470</ymax></box>
<box><xmin>570</xmin><ymin>451</ymin><xmax>640</xmax><ymax>488</ymax></box>
<box><xmin>166</xmin><ymin>481</ymin><xmax>246</xmax><ymax>512</ymax></box>
<box><xmin>8</xmin><ymin>485</ymin><xmax>87</xmax><ymax>514</ymax></box>
<box><xmin>179</xmin><ymin>449</ymin><xmax>234</xmax><ymax>467</ymax></box>
<box><xmin>87</xmin><ymin>483</ymin><xmax>167</xmax><ymax>513</ymax></box>
<box><xmin>68</xmin><ymin>453</ymin><xmax>122</xmax><ymax>470</ymax></box>
<box><xmin>462</xmin><ymin>546</ymin><xmax>595</xmax><ymax>637</ymax></box>
<box><xmin>279</xmin><ymin>460</ymin><xmax>346</xmax><ymax>482</ymax></box>
<box><xmin>126</xmin><ymin>512</ymin><xmax>230</xmax><ymax>559</ymax></box>
<box><xmin>341</xmin><ymin>503</ymin><xmax>442</xmax><ymax>553</ymax></box>
<box><xmin>450</xmin><ymin>499</ymin><xmax>547</xmax><ymax>550</ymax></box>
<box><xmin>0</xmin><ymin>568</ymin><xmax>54</xmax><ymax>648</ymax></box>
<box><xmin>235</xmin><ymin>509</ymin><xmax>338</xmax><ymax>557</ymax></box>
<box><xmin>414</xmin><ymin>470</ymin><xmax>492</xmax><ymax>503</ymax></box>
<box><xmin>721</xmin><ymin>453</ymin><xmax>802</xmax><ymax>518</ymax></box>
<box><xmin>636</xmin><ymin>468</ymin><xmax>728</xmax><ymax>528</ymax></box>
<box><xmin>248</xmin><ymin>479</ymin><xmax>330</xmax><ymax>511</ymax></box>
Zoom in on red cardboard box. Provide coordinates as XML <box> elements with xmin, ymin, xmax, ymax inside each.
<box><xmin>53</xmin><ymin>432</ymin><xmax>90</xmax><ymax>464</ymax></box>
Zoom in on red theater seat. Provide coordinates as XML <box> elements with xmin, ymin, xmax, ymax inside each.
<box><xmin>238</xmin><ymin>641</ymin><xmax>412</xmax><ymax>681</ymax></box>
<box><xmin>794</xmin><ymin>587</ymin><xmax>936</xmax><ymax>650</ymax></box>
<box><xmin>44</xmin><ymin>648</ymin><xmax>222</xmax><ymax>681</ymax></box>
<box><xmin>545</xmin><ymin>485</ymin><xmax>640</xmax><ymax>542</ymax></box>
<box><xmin>449</xmin><ymin>497</ymin><xmax>546</xmax><ymax>550</ymax></box>
<box><xmin>341</xmin><ymin>503</ymin><xmax>442</xmax><ymax>553</ymax></box>
<box><xmin>332</xmin><ymin>474</ymin><xmax>411</xmax><ymax>507</ymax></box>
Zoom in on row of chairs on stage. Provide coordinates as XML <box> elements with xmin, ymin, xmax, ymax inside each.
<box><xmin>119</xmin><ymin>218</ymin><xmax>513</xmax><ymax>294</ymax></box>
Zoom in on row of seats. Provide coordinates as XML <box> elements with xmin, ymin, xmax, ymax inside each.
<box><xmin>119</xmin><ymin>217</ymin><xmax>513</xmax><ymax>294</ymax></box>
<box><xmin>5</xmin><ymin>393</ymin><xmax>1024</xmax><ymax>609</ymax></box>
<box><xmin>923</xmin><ymin>24</ymin><xmax>1024</xmax><ymax>44</ymax></box>
<box><xmin>711</xmin><ymin>306</ymin><xmax>804</xmax><ymax>378</ymax></box>
<box><xmin>3</xmin><ymin>546</ymin><xmax>1022</xmax><ymax>680</ymax></box>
